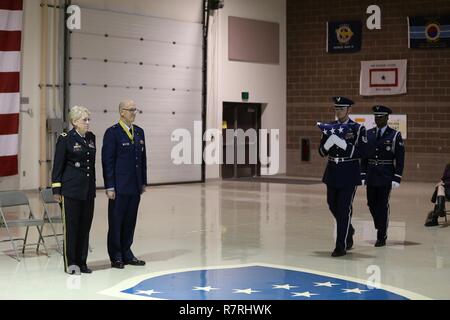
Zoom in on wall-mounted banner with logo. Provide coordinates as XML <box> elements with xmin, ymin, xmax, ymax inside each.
<box><xmin>360</xmin><ymin>60</ymin><xmax>407</xmax><ymax>96</ymax></box>
<box><xmin>408</xmin><ymin>16</ymin><xmax>450</xmax><ymax>49</ymax></box>
<box><xmin>350</xmin><ymin>114</ymin><xmax>408</xmax><ymax>139</ymax></box>
<box><xmin>326</xmin><ymin>21</ymin><xmax>362</xmax><ymax>53</ymax></box>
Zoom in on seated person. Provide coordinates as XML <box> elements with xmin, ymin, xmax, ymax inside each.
<box><xmin>425</xmin><ymin>163</ymin><xmax>450</xmax><ymax>227</ymax></box>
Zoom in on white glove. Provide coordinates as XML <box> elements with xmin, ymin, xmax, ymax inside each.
<box><xmin>392</xmin><ymin>181</ymin><xmax>400</xmax><ymax>189</ymax></box>
<box><xmin>332</xmin><ymin>135</ymin><xmax>347</xmax><ymax>150</ymax></box>
<box><xmin>324</xmin><ymin>135</ymin><xmax>335</xmax><ymax>151</ymax></box>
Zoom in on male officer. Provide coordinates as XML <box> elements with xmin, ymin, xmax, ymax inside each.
<box><xmin>319</xmin><ymin>97</ymin><xmax>368</xmax><ymax>257</ymax></box>
<box><xmin>361</xmin><ymin>105</ymin><xmax>405</xmax><ymax>247</ymax></box>
<box><xmin>102</xmin><ymin>100</ymin><xmax>147</xmax><ymax>269</ymax></box>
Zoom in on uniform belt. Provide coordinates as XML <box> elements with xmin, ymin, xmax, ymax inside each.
<box><xmin>368</xmin><ymin>159</ymin><xmax>394</xmax><ymax>165</ymax></box>
<box><xmin>328</xmin><ymin>157</ymin><xmax>359</xmax><ymax>163</ymax></box>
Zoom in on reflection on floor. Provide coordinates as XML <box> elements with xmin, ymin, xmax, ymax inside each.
<box><xmin>0</xmin><ymin>179</ymin><xmax>449</xmax><ymax>300</ymax></box>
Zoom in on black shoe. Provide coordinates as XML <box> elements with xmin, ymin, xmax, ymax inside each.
<box><xmin>331</xmin><ymin>248</ymin><xmax>346</xmax><ymax>257</ymax></box>
<box><xmin>375</xmin><ymin>238</ymin><xmax>386</xmax><ymax>247</ymax></box>
<box><xmin>111</xmin><ymin>261</ymin><xmax>125</xmax><ymax>269</ymax></box>
<box><xmin>80</xmin><ymin>266</ymin><xmax>92</xmax><ymax>274</ymax></box>
<box><xmin>346</xmin><ymin>229</ymin><xmax>354</xmax><ymax>250</ymax></box>
<box><xmin>425</xmin><ymin>211</ymin><xmax>439</xmax><ymax>227</ymax></box>
<box><xmin>124</xmin><ymin>258</ymin><xmax>146</xmax><ymax>266</ymax></box>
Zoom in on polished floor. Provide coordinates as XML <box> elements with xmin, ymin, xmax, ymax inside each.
<box><xmin>0</xmin><ymin>178</ymin><xmax>449</xmax><ymax>300</ymax></box>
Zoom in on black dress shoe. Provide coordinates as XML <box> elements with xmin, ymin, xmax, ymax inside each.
<box><xmin>124</xmin><ymin>258</ymin><xmax>146</xmax><ymax>266</ymax></box>
<box><xmin>375</xmin><ymin>238</ymin><xmax>386</xmax><ymax>247</ymax></box>
<box><xmin>425</xmin><ymin>219</ymin><xmax>439</xmax><ymax>227</ymax></box>
<box><xmin>331</xmin><ymin>248</ymin><xmax>346</xmax><ymax>257</ymax></box>
<box><xmin>80</xmin><ymin>266</ymin><xmax>92</xmax><ymax>274</ymax></box>
<box><xmin>111</xmin><ymin>261</ymin><xmax>125</xmax><ymax>269</ymax></box>
<box><xmin>425</xmin><ymin>210</ymin><xmax>439</xmax><ymax>227</ymax></box>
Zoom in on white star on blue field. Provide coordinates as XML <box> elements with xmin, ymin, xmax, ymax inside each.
<box><xmin>120</xmin><ymin>265</ymin><xmax>409</xmax><ymax>300</ymax></box>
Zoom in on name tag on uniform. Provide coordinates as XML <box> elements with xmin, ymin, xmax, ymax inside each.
<box><xmin>345</xmin><ymin>132</ymin><xmax>354</xmax><ymax>140</ymax></box>
<box><xmin>122</xmin><ymin>142</ymin><xmax>130</xmax><ymax>146</ymax></box>
<box><xmin>88</xmin><ymin>141</ymin><xmax>95</xmax><ymax>149</ymax></box>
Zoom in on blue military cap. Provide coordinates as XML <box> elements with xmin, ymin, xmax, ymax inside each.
<box><xmin>372</xmin><ymin>105</ymin><xmax>392</xmax><ymax>116</ymax></box>
<box><xmin>332</xmin><ymin>96</ymin><xmax>354</xmax><ymax>108</ymax></box>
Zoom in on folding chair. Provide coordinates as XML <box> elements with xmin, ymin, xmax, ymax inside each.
<box><xmin>0</xmin><ymin>191</ymin><xmax>48</xmax><ymax>261</ymax></box>
<box><xmin>37</xmin><ymin>188</ymin><xmax>64</xmax><ymax>254</ymax></box>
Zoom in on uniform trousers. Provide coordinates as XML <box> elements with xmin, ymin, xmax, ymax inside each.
<box><xmin>327</xmin><ymin>186</ymin><xmax>357</xmax><ymax>251</ymax></box>
<box><xmin>107</xmin><ymin>194</ymin><xmax>141</xmax><ymax>262</ymax></box>
<box><xmin>62</xmin><ymin>196</ymin><xmax>94</xmax><ymax>270</ymax></box>
<box><xmin>367</xmin><ymin>185</ymin><xmax>391</xmax><ymax>239</ymax></box>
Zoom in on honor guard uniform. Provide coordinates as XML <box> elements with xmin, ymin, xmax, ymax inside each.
<box><xmin>319</xmin><ymin>97</ymin><xmax>368</xmax><ymax>257</ymax></box>
<box><xmin>361</xmin><ymin>105</ymin><xmax>405</xmax><ymax>247</ymax></box>
<box><xmin>51</xmin><ymin>129</ymin><xmax>96</xmax><ymax>274</ymax></box>
<box><xmin>102</xmin><ymin>120</ymin><xmax>147</xmax><ymax>267</ymax></box>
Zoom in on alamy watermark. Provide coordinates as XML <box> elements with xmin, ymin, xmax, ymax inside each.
<box><xmin>171</xmin><ymin>121</ymin><xmax>280</xmax><ymax>175</ymax></box>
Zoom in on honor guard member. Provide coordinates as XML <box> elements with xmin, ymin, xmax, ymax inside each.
<box><xmin>319</xmin><ymin>97</ymin><xmax>368</xmax><ymax>257</ymax></box>
<box><xmin>102</xmin><ymin>100</ymin><xmax>147</xmax><ymax>269</ymax></box>
<box><xmin>361</xmin><ymin>105</ymin><xmax>405</xmax><ymax>247</ymax></box>
<box><xmin>51</xmin><ymin>106</ymin><xmax>96</xmax><ymax>275</ymax></box>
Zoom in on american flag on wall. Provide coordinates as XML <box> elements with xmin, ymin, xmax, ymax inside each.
<box><xmin>0</xmin><ymin>0</ymin><xmax>22</xmax><ymax>177</ymax></box>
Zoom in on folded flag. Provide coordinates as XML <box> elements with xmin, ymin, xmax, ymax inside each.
<box><xmin>317</xmin><ymin>122</ymin><xmax>359</xmax><ymax>140</ymax></box>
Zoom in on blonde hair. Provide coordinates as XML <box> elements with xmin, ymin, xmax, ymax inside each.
<box><xmin>69</xmin><ymin>106</ymin><xmax>90</xmax><ymax>125</ymax></box>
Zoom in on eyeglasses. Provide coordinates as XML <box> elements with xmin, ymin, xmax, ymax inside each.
<box><xmin>123</xmin><ymin>108</ymin><xmax>139</xmax><ymax>114</ymax></box>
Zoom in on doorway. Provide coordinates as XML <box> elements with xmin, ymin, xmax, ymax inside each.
<box><xmin>222</xmin><ymin>102</ymin><xmax>262</xmax><ymax>179</ymax></box>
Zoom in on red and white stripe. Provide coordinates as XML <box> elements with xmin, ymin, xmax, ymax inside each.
<box><xmin>0</xmin><ymin>0</ymin><xmax>22</xmax><ymax>177</ymax></box>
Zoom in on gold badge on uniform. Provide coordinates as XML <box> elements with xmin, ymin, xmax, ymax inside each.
<box><xmin>75</xmin><ymin>162</ymin><xmax>81</xmax><ymax>168</ymax></box>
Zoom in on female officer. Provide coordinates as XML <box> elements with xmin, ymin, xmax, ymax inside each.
<box><xmin>51</xmin><ymin>106</ymin><xmax>96</xmax><ymax>274</ymax></box>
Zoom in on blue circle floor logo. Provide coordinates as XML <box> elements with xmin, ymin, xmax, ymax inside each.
<box><xmin>98</xmin><ymin>263</ymin><xmax>429</xmax><ymax>300</ymax></box>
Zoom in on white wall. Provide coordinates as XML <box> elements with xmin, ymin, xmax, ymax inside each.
<box><xmin>206</xmin><ymin>0</ymin><xmax>287</xmax><ymax>179</ymax></box>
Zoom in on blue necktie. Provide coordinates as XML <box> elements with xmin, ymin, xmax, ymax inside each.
<box><xmin>377</xmin><ymin>129</ymin><xmax>382</xmax><ymax>140</ymax></box>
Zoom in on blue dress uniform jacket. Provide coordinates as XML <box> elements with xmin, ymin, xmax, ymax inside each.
<box><xmin>102</xmin><ymin>123</ymin><xmax>147</xmax><ymax>194</ymax></box>
<box><xmin>52</xmin><ymin>129</ymin><xmax>96</xmax><ymax>200</ymax></box>
<box><xmin>319</xmin><ymin>119</ymin><xmax>368</xmax><ymax>188</ymax></box>
<box><xmin>361</xmin><ymin>126</ymin><xmax>405</xmax><ymax>186</ymax></box>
